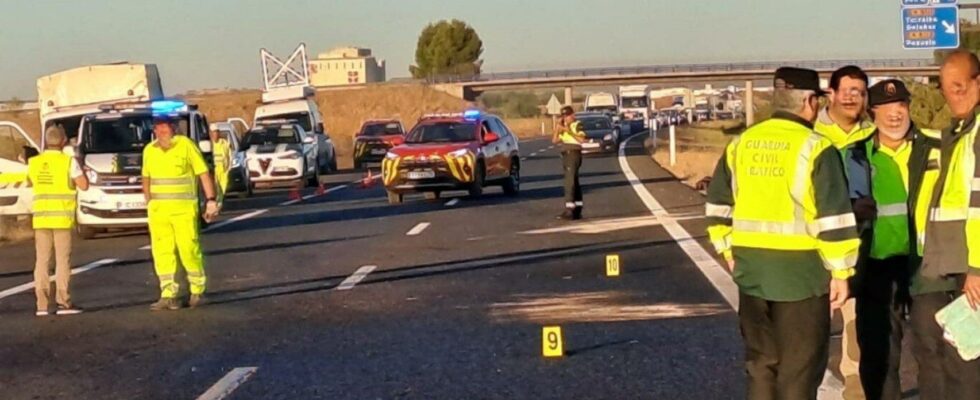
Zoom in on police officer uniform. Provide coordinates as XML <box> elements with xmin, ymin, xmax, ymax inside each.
<box><xmin>706</xmin><ymin>67</ymin><xmax>860</xmax><ymax>399</ymax></box>
<box><xmin>557</xmin><ymin>106</ymin><xmax>586</xmax><ymax>220</ymax></box>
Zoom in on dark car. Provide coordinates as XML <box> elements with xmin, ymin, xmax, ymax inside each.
<box><xmin>574</xmin><ymin>113</ymin><xmax>619</xmax><ymax>153</ymax></box>
<box><xmin>382</xmin><ymin>110</ymin><xmax>520</xmax><ymax>204</ymax></box>
<box><xmin>353</xmin><ymin>120</ymin><xmax>405</xmax><ymax>169</ymax></box>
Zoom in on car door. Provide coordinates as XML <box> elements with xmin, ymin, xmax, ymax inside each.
<box><xmin>479</xmin><ymin>120</ymin><xmax>502</xmax><ymax>179</ymax></box>
<box><xmin>488</xmin><ymin>118</ymin><xmax>513</xmax><ymax>178</ymax></box>
<box><xmin>0</xmin><ymin>121</ymin><xmax>39</xmax><ymax>216</ymax></box>
<box><xmin>299</xmin><ymin>127</ymin><xmax>317</xmax><ymax>173</ymax></box>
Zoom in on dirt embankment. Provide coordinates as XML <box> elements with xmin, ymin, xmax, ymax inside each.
<box><xmin>648</xmin><ymin>122</ymin><xmax>739</xmax><ymax>189</ymax></box>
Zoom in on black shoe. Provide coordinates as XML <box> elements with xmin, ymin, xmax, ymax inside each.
<box><xmin>557</xmin><ymin>210</ymin><xmax>575</xmax><ymax>220</ymax></box>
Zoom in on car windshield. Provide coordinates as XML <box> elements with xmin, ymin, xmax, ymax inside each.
<box><xmin>257</xmin><ymin>112</ymin><xmax>312</xmax><ymax>132</ymax></box>
<box><xmin>244</xmin><ymin>127</ymin><xmax>300</xmax><ymax>146</ymax></box>
<box><xmin>405</xmin><ymin>122</ymin><xmax>477</xmax><ymax>143</ymax></box>
<box><xmin>579</xmin><ymin>118</ymin><xmax>612</xmax><ymax>130</ymax></box>
<box><xmin>83</xmin><ymin>115</ymin><xmax>188</xmax><ymax>154</ymax></box>
<box><xmin>362</xmin><ymin>122</ymin><xmax>402</xmax><ymax>136</ymax></box>
<box><xmin>622</xmin><ymin>97</ymin><xmax>648</xmax><ymax>108</ymax></box>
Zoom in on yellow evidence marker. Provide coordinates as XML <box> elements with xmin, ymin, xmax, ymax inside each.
<box><xmin>606</xmin><ymin>254</ymin><xmax>620</xmax><ymax>277</ymax></box>
<box><xmin>542</xmin><ymin>326</ymin><xmax>564</xmax><ymax>357</ymax></box>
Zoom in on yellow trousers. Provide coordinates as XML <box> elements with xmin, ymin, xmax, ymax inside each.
<box><xmin>148</xmin><ymin>203</ymin><xmax>206</xmax><ymax>298</ymax></box>
<box><xmin>215</xmin><ymin>166</ymin><xmax>228</xmax><ymax>203</ymax></box>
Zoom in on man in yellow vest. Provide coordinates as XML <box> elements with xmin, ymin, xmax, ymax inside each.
<box><xmin>209</xmin><ymin>127</ymin><xmax>231</xmax><ymax>205</ymax></box>
<box><xmin>142</xmin><ymin>115</ymin><xmax>219</xmax><ymax>311</ymax></box>
<box><xmin>28</xmin><ymin>125</ymin><xmax>89</xmax><ymax>316</ymax></box>
<box><xmin>914</xmin><ymin>50</ymin><xmax>980</xmax><ymax>399</ymax></box>
<box><xmin>814</xmin><ymin>65</ymin><xmax>876</xmax><ymax>400</ymax></box>
<box><xmin>706</xmin><ymin>67</ymin><xmax>859</xmax><ymax>399</ymax></box>
<box><xmin>845</xmin><ymin>79</ymin><xmax>936</xmax><ymax>399</ymax></box>
<box><xmin>552</xmin><ymin>105</ymin><xmax>587</xmax><ymax>220</ymax></box>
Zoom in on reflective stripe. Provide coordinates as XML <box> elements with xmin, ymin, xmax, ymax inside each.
<box><xmin>705</xmin><ymin>203</ymin><xmax>733</xmax><ymax>219</ymax></box>
<box><xmin>813</xmin><ymin>213</ymin><xmax>856</xmax><ymax>233</ymax></box>
<box><xmin>734</xmin><ymin>219</ymin><xmax>809</xmax><ymax>235</ymax></box>
<box><xmin>186</xmin><ymin>270</ymin><xmax>204</xmax><ymax>278</ymax></box>
<box><xmin>151</xmin><ymin>177</ymin><xmax>193</xmax><ymax>185</ymax></box>
<box><xmin>972</xmin><ymin>208</ymin><xmax>980</xmax><ymax>219</ymax></box>
<box><xmin>711</xmin><ymin>236</ymin><xmax>732</xmax><ymax>253</ymax></box>
<box><xmin>32</xmin><ymin>210</ymin><xmax>74</xmax><ymax>217</ymax></box>
<box><xmin>824</xmin><ymin>253</ymin><xmax>858</xmax><ymax>271</ymax></box>
<box><xmin>973</xmin><ymin>177</ymin><xmax>980</xmax><ymax>191</ymax></box>
<box><xmin>877</xmin><ymin>203</ymin><xmax>909</xmax><ymax>218</ymax></box>
<box><xmin>565</xmin><ymin>202</ymin><xmax>576</xmax><ymax>209</ymax></box>
<box><xmin>158</xmin><ymin>274</ymin><xmax>175</xmax><ymax>281</ymax></box>
<box><xmin>151</xmin><ymin>193</ymin><xmax>196</xmax><ymax>200</ymax></box>
<box><xmin>791</xmin><ymin>134</ymin><xmax>823</xmax><ymax>223</ymax></box>
<box><xmin>574</xmin><ymin>201</ymin><xmax>583</xmax><ymax>206</ymax></box>
<box><xmin>931</xmin><ymin>207</ymin><xmax>968</xmax><ymax>221</ymax></box>
<box><xmin>34</xmin><ymin>194</ymin><xmax>75</xmax><ymax>201</ymax></box>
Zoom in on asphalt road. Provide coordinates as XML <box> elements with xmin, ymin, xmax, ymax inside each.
<box><xmin>0</xmin><ymin>132</ymin><xmax>748</xmax><ymax>399</ymax></box>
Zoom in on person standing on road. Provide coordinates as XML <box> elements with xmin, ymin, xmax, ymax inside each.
<box><xmin>28</xmin><ymin>125</ymin><xmax>89</xmax><ymax>316</ymax></box>
<box><xmin>706</xmin><ymin>67</ymin><xmax>860</xmax><ymax>399</ymax></box>
<box><xmin>814</xmin><ymin>65</ymin><xmax>875</xmax><ymax>400</ymax></box>
<box><xmin>142</xmin><ymin>115</ymin><xmax>219</xmax><ymax>311</ymax></box>
<box><xmin>845</xmin><ymin>79</ymin><xmax>935</xmax><ymax>400</ymax></box>
<box><xmin>552</xmin><ymin>105</ymin><xmax>586</xmax><ymax>220</ymax></box>
<box><xmin>210</xmin><ymin>128</ymin><xmax>231</xmax><ymax>205</ymax></box>
<box><xmin>911</xmin><ymin>50</ymin><xmax>980</xmax><ymax>399</ymax></box>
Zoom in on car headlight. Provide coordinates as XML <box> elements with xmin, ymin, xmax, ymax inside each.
<box><xmin>84</xmin><ymin>168</ymin><xmax>98</xmax><ymax>184</ymax></box>
<box><xmin>449</xmin><ymin>149</ymin><xmax>469</xmax><ymax>157</ymax></box>
<box><xmin>278</xmin><ymin>151</ymin><xmax>301</xmax><ymax>160</ymax></box>
<box><xmin>231</xmin><ymin>157</ymin><xmax>242</xmax><ymax>168</ymax></box>
<box><xmin>385</xmin><ymin>152</ymin><xmax>399</xmax><ymax>160</ymax></box>
<box><xmin>603</xmin><ymin>134</ymin><xmax>613</xmax><ymax>141</ymax></box>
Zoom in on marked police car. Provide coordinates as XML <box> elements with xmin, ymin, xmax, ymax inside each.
<box><xmin>243</xmin><ymin>122</ymin><xmax>319</xmax><ymax>189</ymax></box>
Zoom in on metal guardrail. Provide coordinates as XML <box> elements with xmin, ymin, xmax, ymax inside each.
<box><xmin>427</xmin><ymin>58</ymin><xmax>937</xmax><ymax>84</ymax></box>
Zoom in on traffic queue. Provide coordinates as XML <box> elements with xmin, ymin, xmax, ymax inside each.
<box><xmin>705</xmin><ymin>53</ymin><xmax>980</xmax><ymax>400</ymax></box>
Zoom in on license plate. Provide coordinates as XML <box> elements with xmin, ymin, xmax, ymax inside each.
<box><xmin>407</xmin><ymin>170</ymin><xmax>435</xmax><ymax>180</ymax></box>
<box><xmin>118</xmin><ymin>201</ymin><xmax>146</xmax><ymax>210</ymax></box>
<box><xmin>582</xmin><ymin>142</ymin><xmax>600</xmax><ymax>148</ymax></box>
<box><xmin>371</xmin><ymin>149</ymin><xmax>388</xmax><ymax>155</ymax></box>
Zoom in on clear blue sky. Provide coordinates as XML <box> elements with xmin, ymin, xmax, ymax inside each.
<box><xmin>0</xmin><ymin>0</ymin><xmax>954</xmax><ymax>99</ymax></box>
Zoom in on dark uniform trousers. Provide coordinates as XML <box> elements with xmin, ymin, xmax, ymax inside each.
<box><xmin>854</xmin><ymin>256</ymin><xmax>908</xmax><ymax>400</ymax></box>
<box><xmin>909</xmin><ymin>290</ymin><xmax>980</xmax><ymax>400</ymax></box>
<box><xmin>739</xmin><ymin>292</ymin><xmax>830</xmax><ymax>400</ymax></box>
<box><xmin>561</xmin><ymin>145</ymin><xmax>583</xmax><ymax>216</ymax></box>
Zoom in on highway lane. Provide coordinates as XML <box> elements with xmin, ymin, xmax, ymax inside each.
<box><xmin>0</xmin><ymin>134</ymin><xmax>745</xmax><ymax>399</ymax></box>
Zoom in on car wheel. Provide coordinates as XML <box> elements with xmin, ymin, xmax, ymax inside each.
<box><xmin>353</xmin><ymin>160</ymin><xmax>362</xmax><ymax>171</ymax></box>
<box><xmin>468</xmin><ymin>162</ymin><xmax>485</xmax><ymax>198</ymax></box>
<box><xmin>76</xmin><ymin>224</ymin><xmax>98</xmax><ymax>240</ymax></box>
<box><xmin>502</xmin><ymin>159</ymin><xmax>520</xmax><ymax>196</ymax></box>
<box><xmin>387</xmin><ymin>190</ymin><xmax>403</xmax><ymax>205</ymax></box>
<box><xmin>424</xmin><ymin>191</ymin><xmax>441</xmax><ymax>201</ymax></box>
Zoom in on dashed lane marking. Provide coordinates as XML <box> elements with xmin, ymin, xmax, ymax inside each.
<box><xmin>336</xmin><ymin>265</ymin><xmax>377</xmax><ymax>290</ymax></box>
<box><xmin>445</xmin><ymin>198</ymin><xmax>460</xmax><ymax>207</ymax></box>
<box><xmin>406</xmin><ymin>222</ymin><xmax>431</xmax><ymax>236</ymax></box>
<box><xmin>0</xmin><ymin>258</ymin><xmax>118</xmax><ymax>301</ymax></box>
<box><xmin>196</xmin><ymin>367</ymin><xmax>258</xmax><ymax>400</ymax></box>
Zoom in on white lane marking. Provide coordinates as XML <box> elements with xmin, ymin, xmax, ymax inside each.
<box><xmin>279</xmin><ymin>183</ymin><xmax>351</xmax><ymax>206</ymax></box>
<box><xmin>0</xmin><ymin>258</ymin><xmax>118</xmax><ymax>301</ymax></box>
<box><xmin>406</xmin><ymin>222</ymin><xmax>431</xmax><ymax>236</ymax></box>
<box><xmin>617</xmin><ymin>136</ymin><xmax>844</xmax><ymax>400</ymax></box>
<box><xmin>204</xmin><ymin>209</ymin><xmax>269</xmax><ymax>233</ymax></box>
<box><xmin>530</xmin><ymin>152</ymin><xmax>538</xmax><ymax>157</ymax></box>
<box><xmin>521</xmin><ymin>157</ymin><xmax>527</xmax><ymax>161</ymax></box>
<box><xmin>336</xmin><ymin>265</ymin><xmax>377</xmax><ymax>290</ymax></box>
<box><xmin>196</xmin><ymin>367</ymin><xmax>258</xmax><ymax>400</ymax></box>
<box><xmin>445</xmin><ymin>198</ymin><xmax>460</xmax><ymax>207</ymax></box>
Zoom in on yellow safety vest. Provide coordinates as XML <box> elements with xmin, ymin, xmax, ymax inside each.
<box><xmin>913</xmin><ymin>131</ymin><xmax>943</xmax><ymax>256</ymax></box>
<box><xmin>867</xmin><ymin>139</ymin><xmax>912</xmax><ymax>260</ymax></box>
<box><xmin>718</xmin><ymin>118</ymin><xmax>858</xmax><ymax>276</ymax></box>
<box><xmin>930</xmin><ymin>120</ymin><xmax>980</xmax><ymax>270</ymax></box>
<box><xmin>559</xmin><ymin>121</ymin><xmax>586</xmax><ymax>146</ymax></box>
<box><xmin>142</xmin><ymin>136</ymin><xmax>208</xmax><ymax>213</ymax></box>
<box><xmin>814</xmin><ymin>109</ymin><xmax>876</xmax><ymax>150</ymax></box>
<box><xmin>213</xmin><ymin>139</ymin><xmax>231</xmax><ymax>172</ymax></box>
<box><xmin>28</xmin><ymin>151</ymin><xmax>76</xmax><ymax>229</ymax></box>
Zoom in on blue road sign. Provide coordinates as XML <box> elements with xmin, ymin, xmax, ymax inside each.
<box><xmin>902</xmin><ymin>5</ymin><xmax>960</xmax><ymax>50</ymax></box>
<box><xmin>902</xmin><ymin>0</ymin><xmax>957</xmax><ymax>5</ymax></box>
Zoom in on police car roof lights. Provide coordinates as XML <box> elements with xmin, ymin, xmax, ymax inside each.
<box><xmin>419</xmin><ymin>109</ymin><xmax>484</xmax><ymax>121</ymax></box>
<box><xmin>151</xmin><ymin>100</ymin><xmax>189</xmax><ymax>114</ymax></box>
<box><xmin>97</xmin><ymin>99</ymin><xmax>195</xmax><ymax>114</ymax></box>
<box><xmin>463</xmin><ymin>109</ymin><xmax>481</xmax><ymax>121</ymax></box>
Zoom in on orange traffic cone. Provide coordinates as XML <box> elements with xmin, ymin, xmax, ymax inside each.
<box><xmin>315</xmin><ymin>182</ymin><xmax>326</xmax><ymax>196</ymax></box>
<box><xmin>288</xmin><ymin>187</ymin><xmax>302</xmax><ymax>201</ymax></box>
<box><xmin>360</xmin><ymin>169</ymin><xmax>375</xmax><ymax>188</ymax></box>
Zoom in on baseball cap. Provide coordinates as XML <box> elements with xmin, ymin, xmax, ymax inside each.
<box><xmin>868</xmin><ymin>79</ymin><xmax>911</xmax><ymax>108</ymax></box>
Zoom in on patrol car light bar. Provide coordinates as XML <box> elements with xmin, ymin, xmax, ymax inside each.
<box><xmin>419</xmin><ymin>109</ymin><xmax>482</xmax><ymax>121</ymax></box>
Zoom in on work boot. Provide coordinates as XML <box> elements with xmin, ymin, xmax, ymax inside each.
<box><xmin>556</xmin><ymin>209</ymin><xmax>575</xmax><ymax>220</ymax></box>
<box><xmin>188</xmin><ymin>294</ymin><xmax>206</xmax><ymax>308</ymax></box>
<box><xmin>149</xmin><ymin>298</ymin><xmax>181</xmax><ymax>311</ymax></box>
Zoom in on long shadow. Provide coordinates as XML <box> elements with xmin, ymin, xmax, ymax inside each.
<box><xmin>565</xmin><ymin>338</ymin><xmax>637</xmax><ymax>357</ymax></box>
<box><xmin>0</xmin><ymin>270</ymin><xmax>33</xmax><ymax>279</ymax></box>
<box><xmin>520</xmin><ymin>171</ymin><xmax>619</xmax><ymax>184</ymax></box>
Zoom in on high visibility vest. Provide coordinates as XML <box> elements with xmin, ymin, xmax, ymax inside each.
<box><xmin>28</xmin><ymin>151</ymin><xmax>76</xmax><ymax>229</ymax></box>
<box><xmin>142</xmin><ymin>136</ymin><xmax>203</xmax><ymax>213</ymax></box>
<box><xmin>913</xmin><ymin>131</ymin><xmax>943</xmax><ymax>256</ymax></box>
<box><xmin>723</xmin><ymin>118</ymin><xmax>857</xmax><ymax>274</ymax></box>
<box><xmin>814</xmin><ymin>111</ymin><xmax>876</xmax><ymax>151</ymax></box>
<box><xmin>213</xmin><ymin>139</ymin><xmax>230</xmax><ymax>172</ymax></box>
<box><xmin>559</xmin><ymin>121</ymin><xmax>586</xmax><ymax>146</ymax></box>
<box><xmin>866</xmin><ymin>139</ymin><xmax>912</xmax><ymax>259</ymax></box>
<box><xmin>929</xmin><ymin>119</ymin><xmax>980</xmax><ymax>268</ymax></box>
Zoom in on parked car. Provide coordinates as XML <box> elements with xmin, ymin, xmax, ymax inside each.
<box><xmin>243</xmin><ymin>123</ymin><xmax>320</xmax><ymax>189</ymax></box>
<box><xmin>353</xmin><ymin>119</ymin><xmax>405</xmax><ymax>169</ymax></box>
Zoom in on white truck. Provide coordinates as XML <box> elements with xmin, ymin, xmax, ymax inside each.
<box><xmin>0</xmin><ymin>63</ymin><xmax>216</xmax><ymax>239</ymax></box>
<box><xmin>584</xmin><ymin>92</ymin><xmax>618</xmax><ymax>115</ymax></box>
<box><xmin>619</xmin><ymin>85</ymin><xmax>652</xmax><ymax>130</ymax></box>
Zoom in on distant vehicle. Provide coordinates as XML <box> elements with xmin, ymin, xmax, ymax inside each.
<box><xmin>574</xmin><ymin>113</ymin><xmax>619</xmax><ymax>153</ymax></box>
<box><xmin>353</xmin><ymin>119</ymin><xmax>405</xmax><ymax>170</ymax></box>
<box><xmin>242</xmin><ymin>123</ymin><xmax>320</xmax><ymax>189</ymax></box>
<box><xmin>382</xmin><ymin>110</ymin><xmax>520</xmax><ymax>204</ymax></box>
<box><xmin>584</xmin><ymin>92</ymin><xmax>618</xmax><ymax>115</ymax></box>
<box><xmin>209</xmin><ymin>121</ymin><xmax>252</xmax><ymax>199</ymax></box>
<box><xmin>619</xmin><ymin>85</ymin><xmax>652</xmax><ymax>131</ymax></box>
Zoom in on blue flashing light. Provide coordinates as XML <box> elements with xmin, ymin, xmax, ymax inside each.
<box><xmin>463</xmin><ymin>109</ymin><xmax>481</xmax><ymax>121</ymax></box>
<box><xmin>151</xmin><ymin>100</ymin><xmax>187</xmax><ymax>114</ymax></box>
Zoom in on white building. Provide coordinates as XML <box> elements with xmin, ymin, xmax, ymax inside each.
<box><xmin>309</xmin><ymin>47</ymin><xmax>386</xmax><ymax>87</ymax></box>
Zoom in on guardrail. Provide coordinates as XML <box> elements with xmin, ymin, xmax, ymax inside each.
<box><xmin>427</xmin><ymin>58</ymin><xmax>937</xmax><ymax>84</ymax></box>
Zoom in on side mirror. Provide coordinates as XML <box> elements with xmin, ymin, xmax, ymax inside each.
<box><xmin>199</xmin><ymin>140</ymin><xmax>213</xmax><ymax>153</ymax></box>
<box><xmin>303</xmin><ymin>135</ymin><xmax>315</xmax><ymax>144</ymax></box>
<box><xmin>484</xmin><ymin>131</ymin><xmax>500</xmax><ymax>143</ymax></box>
<box><xmin>315</xmin><ymin>122</ymin><xmax>325</xmax><ymax>134</ymax></box>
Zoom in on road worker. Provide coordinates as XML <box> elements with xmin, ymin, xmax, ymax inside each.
<box><xmin>552</xmin><ymin>105</ymin><xmax>586</xmax><ymax>220</ymax></box>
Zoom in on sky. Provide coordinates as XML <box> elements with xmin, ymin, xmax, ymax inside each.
<box><xmin>0</xmin><ymin>0</ymin><xmax>963</xmax><ymax>99</ymax></box>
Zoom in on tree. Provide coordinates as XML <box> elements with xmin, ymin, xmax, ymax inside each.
<box><xmin>410</xmin><ymin>19</ymin><xmax>484</xmax><ymax>79</ymax></box>
<box><xmin>906</xmin><ymin>79</ymin><xmax>951</xmax><ymax>129</ymax></box>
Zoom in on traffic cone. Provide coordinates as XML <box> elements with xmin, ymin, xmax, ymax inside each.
<box><xmin>288</xmin><ymin>187</ymin><xmax>301</xmax><ymax>201</ymax></box>
<box><xmin>315</xmin><ymin>182</ymin><xmax>326</xmax><ymax>196</ymax></box>
<box><xmin>360</xmin><ymin>169</ymin><xmax>375</xmax><ymax>188</ymax></box>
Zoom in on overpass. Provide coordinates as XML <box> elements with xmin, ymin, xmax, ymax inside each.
<box><xmin>430</xmin><ymin>58</ymin><xmax>938</xmax><ymax>126</ymax></box>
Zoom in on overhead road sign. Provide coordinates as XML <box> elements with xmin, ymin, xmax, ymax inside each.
<box><xmin>902</xmin><ymin>5</ymin><xmax>960</xmax><ymax>50</ymax></box>
<box><xmin>902</xmin><ymin>0</ymin><xmax>956</xmax><ymax>5</ymax></box>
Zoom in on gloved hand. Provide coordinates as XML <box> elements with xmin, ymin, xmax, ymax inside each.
<box><xmin>204</xmin><ymin>200</ymin><xmax>220</xmax><ymax>223</ymax></box>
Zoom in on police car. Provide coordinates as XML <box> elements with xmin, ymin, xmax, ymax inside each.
<box><xmin>243</xmin><ymin>122</ymin><xmax>319</xmax><ymax>189</ymax></box>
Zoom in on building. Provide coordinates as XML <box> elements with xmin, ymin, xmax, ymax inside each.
<box><xmin>309</xmin><ymin>47</ymin><xmax>386</xmax><ymax>87</ymax></box>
